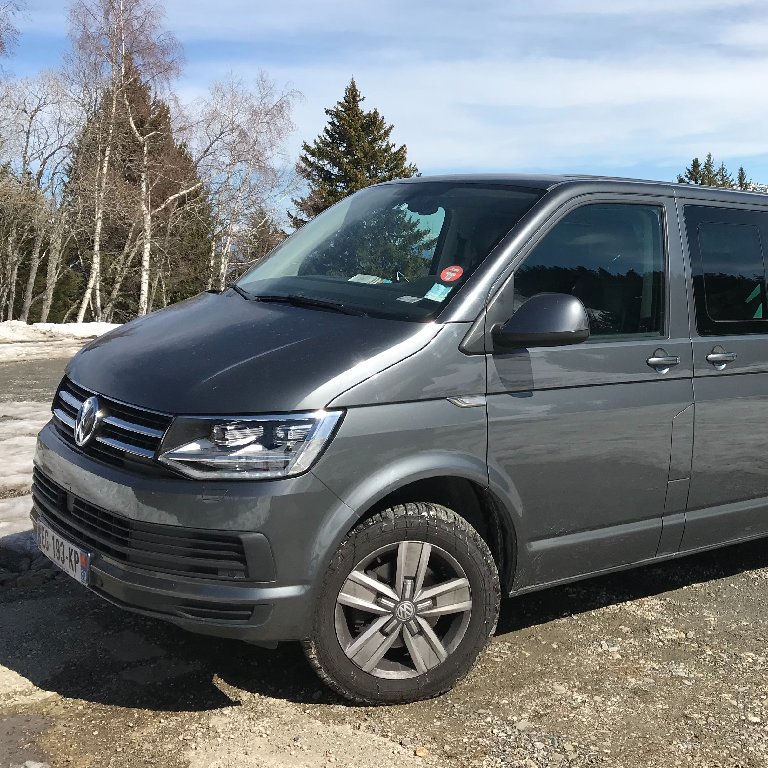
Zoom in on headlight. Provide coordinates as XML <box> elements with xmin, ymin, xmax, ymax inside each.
<box><xmin>158</xmin><ymin>410</ymin><xmax>343</xmax><ymax>480</ymax></box>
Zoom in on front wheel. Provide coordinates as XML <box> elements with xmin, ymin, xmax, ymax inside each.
<box><xmin>303</xmin><ymin>503</ymin><xmax>500</xmax><ymax>704</ymax></box>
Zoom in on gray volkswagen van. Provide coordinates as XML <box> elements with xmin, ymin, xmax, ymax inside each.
<box><xmin>31</xmin><ymin>175</ymin><xmax>768</xmax><ymax>703</ymax></box>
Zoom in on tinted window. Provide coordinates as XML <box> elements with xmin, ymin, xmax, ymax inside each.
<box><xmin>237</xmin><ymin>182</ymin><xmax>545</xmax><ymax>322</ymax></box>
<box><xmin>685</xmin><ymin>205</ymin><xmax>768</xmax><ymax>336</ymax></box>
<box><xmin>514</xmin><ymin>204</ymin><xmax>665</xmax><ymax>338</ymax></box>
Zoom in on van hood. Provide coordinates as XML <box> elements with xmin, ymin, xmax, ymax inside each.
<box><xmin>66</xmin><ymin>291</ymin><xmax>441</xmax><ymax>414</ymax></box>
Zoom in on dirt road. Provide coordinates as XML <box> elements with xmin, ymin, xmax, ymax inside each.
<box><xmin>2</xmin><ymin>355</ymin><xmax>768</xmax><ymax>767</ymax></box>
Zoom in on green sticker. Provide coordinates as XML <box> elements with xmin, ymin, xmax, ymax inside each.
<box><xmin>424</xmin><ymin>284</ymin><xmax>451</xmax><ymax>302</ymax></box>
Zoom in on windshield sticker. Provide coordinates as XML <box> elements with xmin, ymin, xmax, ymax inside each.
<box><xmin>396</xmin><ymin>295</ymin><xmax>422</xmax><ymax>303</ymax></box>
<box><xmin>348</xmin><ymin>274</ymin><xmax>391</xmax><ymax>284</ymax></box>
<box><xmin>424</xmin><ymin>283</ymin><xmax>452</xmax><ymax>302</ymax></box>
<box><xmin>440</xmin><ymin>265</ymin><xmax>464</xmax><ymax>282</ymax></box>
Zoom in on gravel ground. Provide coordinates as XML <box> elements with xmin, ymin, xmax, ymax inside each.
<box><xmin>3</xmin><ymin>542</ymin><xmax>768</xmax><ymax>767</ymax></box>
<box><xmin>2</xmin><ymin>353</ymin><xmax>768</xmax><ymax>767</ymax></box>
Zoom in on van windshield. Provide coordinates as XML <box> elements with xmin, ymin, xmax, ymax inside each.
<box><xmin>236</xmin><ymin>182</ymin><xmax>546</xmax><ymax>321</ymax></box>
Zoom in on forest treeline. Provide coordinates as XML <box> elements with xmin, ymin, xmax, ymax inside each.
<box><xmin>0</xmin><ymin>0</ymin><xmax>297</xmax><ymax>323</ymax></box>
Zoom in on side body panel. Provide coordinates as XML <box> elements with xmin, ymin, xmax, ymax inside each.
<box><xmin>484</xmin><ymin>193</ymin><xmax>694</xmax><ymax>589</ymax></box>
<box><xmin>679</xmin><ymin>198</ymin><xmax>768</xmax><ymax>550</ymax></box>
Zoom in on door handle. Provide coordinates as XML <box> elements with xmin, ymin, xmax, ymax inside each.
<box><xmin>706</xmin><ymin>351</ymin><xmax>737</xmax><ymax>363</ymax></box>
<box><xmin>646</xmin><ymin>353</ymin><xmax>680</xmax><ymax>372</ymax></box>
<box><xmin>706</xmin><ymin>350</ymin><xmax>737</xmax><ymax>369</ymax></box>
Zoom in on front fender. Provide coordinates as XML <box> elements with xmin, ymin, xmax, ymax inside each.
<box><xmin>308</xmin><ymin>399</ymin><xmax>490</xmax><ymax>575</ymax></box>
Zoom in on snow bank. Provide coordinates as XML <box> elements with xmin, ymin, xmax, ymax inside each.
<box><xmin>33</xmin><ymin>322</ymin><xmax>119</xmax><ymax>339</ymax></box>
<box><xmin>0</xmin><ymin>402</ymin><xmax>51</xmax><ymax>547</ymax></box>
<box><xmin>0</xmin><ymin>320</ymin><xmax>119</xmax><ymax>343</ymax></box>
<box><xmin>0</xmin><ymin>321</ymin><xmax>48</xmax><ymax>343</ymax></box>
<box><xmin>0</xmin><ymin>495</ymin><xmax>33</xmax><ymax>537</ymax></box>
<box><xmin>0</xmin><ymin>342</ymin><xmax>83</xmax><ymax>362</ymax></box>
<box><xmin>0</xmin><ymin>401</ymin><xmax>51</xmax><ymax>495</ymax></box>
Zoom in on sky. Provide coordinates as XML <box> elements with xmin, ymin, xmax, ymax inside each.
<box><xmin>10</xmin><ymin>0</ymin><xmax>768</xmax><ymax>183</ymax></box>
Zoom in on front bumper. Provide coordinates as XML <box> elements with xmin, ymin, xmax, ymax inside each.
<box><xmin>33</xmin><ymin>422</ymin><xmax>352</xmax><ymax>642</ymax></box>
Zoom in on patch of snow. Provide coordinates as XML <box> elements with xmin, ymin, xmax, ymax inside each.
<box><xmin>0</xmin><ymin>321</ymin><xmax>50</xmax><ymax>343</ymax></box>
<box><xmin>0</xmin><ymin>321</ymin><xmax>118</xmax><ymax>362</ymax></box>
<box><xmin>0</xmin><ymin>495</ymin><xmax>34</xmax><ymax>554</ymax></box>
<box><xmin>0</xmin><ymin>401</ymin><xmax>52</xmax><ymax>427</ymax></box>
<box><xmin>0</xmin><ymin>402</ymin><xmax>50</xmax><ymax>495</ymax></box>
<box><xmin>0</xmin><ymin>341</ymin><xmax>83</xmax><ymax>363</ymax></box>
<box><xmin>33</xmin><ymin>322</ymin><xmax>119</xmax><ymax>339</ymax></box>
<box><xmin>0</xmin><ymin>495</ymin><xmax>32</xmax><ymax>534</ymax></box>
<box><xmin>0</xmin><ymin>435</ymin><xmax>39</xmax><ymax>492</ymax></box>
<box><xmin>0</xmin><ymin>320</ymin><xmax>119</xmax><ymax>344</ymax></box>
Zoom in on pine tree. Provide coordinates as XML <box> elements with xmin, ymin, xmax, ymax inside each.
<box><xmin>701</xmin><ymin>153</ymin><xmax>717</xmax><ymax>186</ymax></box>
<box><xmin>678</xmin><ymin>153</ymin><xmax>746</xmax><ymax>189</ymax></box>
<box><xmin>737</xmin><ymin>166</ymin><xmax>751</xmax><ymax>191</ymax></box>
<box><xmin>678</xmin><ymin>157</ymin><xmax>702</xmax><ymax>185</ymax></box>
<box><xmin>290</xmin><ymin>78</ymin><xmax>418</xmax><ymax>227</ymax></box>
<box><xmin>715</xmin><ymin>162</ymin><xmax>734</xmax><ymax>189</ymax></box>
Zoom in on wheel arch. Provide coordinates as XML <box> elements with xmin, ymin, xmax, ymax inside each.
<box><xmin>312</xmin><ymin>456</ymin><xmax>518</xmax><ymax>594</ymax></box>
<box><xmin>365</xmin><ymin>476</ymin><xmax>517</xmax><ymax>594</ymax></box>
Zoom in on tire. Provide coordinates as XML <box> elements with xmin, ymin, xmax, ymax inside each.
<box><xmin>302</xmin><ymin>502</ymin><xmax>500</xmax><ymax>704</ymax></box>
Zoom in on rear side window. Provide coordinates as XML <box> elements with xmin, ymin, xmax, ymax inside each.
<box><xmin>684</xmin><ymin>205</ymin><xmax>768</xmax><ymax>336</ymax></box>
<box><xmin>514</xmin><ymin>203</ymin><xmax>666</xmax><ymax>338</ymax></box>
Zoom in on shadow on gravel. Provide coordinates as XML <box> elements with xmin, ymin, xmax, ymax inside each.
<box><xmin>2</xmin><ymin>536</ymin><xmax>768</xmax><ymax>712</ymax></box>
<box><xmin>497</xmin><ymin>536</ymin><xmax>768</xmax><ymax>635</ymax></box>
<box><xmin>0</xmin><ymin>576</ymin><xmax>330</xmax><ymax>711</ymax></box>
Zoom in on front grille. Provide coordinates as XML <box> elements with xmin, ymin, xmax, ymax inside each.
<box><xmin>32</xmin><ymin>468</ymin><xmax>249</xmax><ymax>580</ymax></box>
<box><xmin>52</xmin><ymin>377</ymin><xmax>173</xmax><ymax>474</ymax></box>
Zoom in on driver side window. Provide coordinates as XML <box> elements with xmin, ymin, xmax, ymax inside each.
<box><xmin>514</xmin><ymin>203</ymin><xmax>666</xmax><ymax>338</ymax></box>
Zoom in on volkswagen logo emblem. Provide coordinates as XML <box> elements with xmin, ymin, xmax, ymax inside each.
<box><xmin>394</xmin><ymin>601</ymin><xmax>416</xmax><ymax>623</ymax></box>
<box><xmin>74</xmin><ymin>396</ymin><xmax>101</xmax><ymax>447</ymax></box>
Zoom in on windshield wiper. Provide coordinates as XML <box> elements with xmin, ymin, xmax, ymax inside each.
<box><xmin>251</xmin><ymin>294</ymin><xmax>368</xmax><ymax>316</ymax></box>
<box><xmin>231</xmin><ymin>284</ymin><xmax>253</xmax><ymax>300</ymax></box>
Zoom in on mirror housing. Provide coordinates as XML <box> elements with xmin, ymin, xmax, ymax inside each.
<box><xmin>491</xmin><ymin>292</ymin><xmax>590</xmax><ymax>351</ymax></box>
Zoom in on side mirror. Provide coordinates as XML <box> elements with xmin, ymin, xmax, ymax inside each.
<box><xmin>491</xmin><ymin>293</ymin><xmax>590</xmax><ymax>351</ymax></box>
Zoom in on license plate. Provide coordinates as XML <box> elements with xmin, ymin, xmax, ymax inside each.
<box><xmin>34</xmin><ymin>518</ymin><xmax>90</xmax><ymax>585</ymax></box>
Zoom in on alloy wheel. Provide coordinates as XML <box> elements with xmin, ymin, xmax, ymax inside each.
<box><xmin>334</xmin><ymin>540</ymin><xmax>473</xmax><ymax>679</ymax></box>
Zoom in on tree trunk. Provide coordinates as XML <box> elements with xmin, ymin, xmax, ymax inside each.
<box><xmin>77</xmin><ymin>85</ymin><xmax>119</xmax><ymax>323</ymax></box>
<box><xmin>218</xmin><ymin>231</ymin><xmax>233</xmax><ymax>291</ymax></box>
<box><xmin>137</xmin><ymin>141</ymin><xmax>152</xmax><ymax>315</ymax></box>
<box><xmin>155</xmin><ymin>203</ymin><xmax>175</xmax><ymax>311</ymax></box>
<box><xmin>206</xmin><ymin>237</ymin><xmax>216</xmax><ymax>290</ymax></box>
<box><xmin>6</xmin><ymin>258</ymin><xmax>20</xmax><ymax>322</ymax></box>
<box><xmin>147</xmin><ymin>270</ymin><xmax>160</xmax><ymax>313</ymax></box>
<box><xmin>19</xmin><ymin>223</ymin><xmax>45</xmax><ymax>322</ymax></box>
<box><xmin>2</xmin><ymin>227</ymin><xmax>19</xmax><ymax>321</ymax></box>
<box><xmin>0</xmin><ymin>227</ymin><xmax>16</xmax><ymax>320</ymax></box>
<box><xmin>40</xmin><ymin>215</ymin><xmax>67</xmax><ymax>323</ymax></box>
<box><xmin>102</xmin><ymin>231</ymin><xmax>140</xmax><ymax>322</ymax></box>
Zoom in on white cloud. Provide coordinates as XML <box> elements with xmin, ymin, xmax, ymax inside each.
<box><xmin>719</xmin><ymin>21</ymin><xmax>768</xmax><ymax>47</ymax></box>
<box><xmin>183</xmin><ymin>47</ymin><xmax>768</xmax><ymax>175</ymax></box>
<box><xmin>158</xmin><ymin>0</ymin><xmax>761</xmax><ymax>40</ymax></box>
<box><xmin>16</xmin><ymin>0</ymin><xmax>768</xmax><ymax>179</ymax></box>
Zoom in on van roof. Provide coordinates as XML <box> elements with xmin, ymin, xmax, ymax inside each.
<box><xmin>390</xmin><ymin>173</ymin><xmax>768</xmax><ymax>202</ymax></box>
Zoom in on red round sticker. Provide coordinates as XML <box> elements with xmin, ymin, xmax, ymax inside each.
<box><xmin>440</xmin><ymin>265</ymin><xmax>464</xmax><ymax>282</ymax></box>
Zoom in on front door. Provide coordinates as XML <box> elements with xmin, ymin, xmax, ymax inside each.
<box><xmin>486</xmin><ymin>196</ymin><xmax>694</xmax><ymax>589</ymax></box>
<box><xmin>680</xmin><ymin>202</ymin><xmax>768</xmax><ymax>551</ymax></box>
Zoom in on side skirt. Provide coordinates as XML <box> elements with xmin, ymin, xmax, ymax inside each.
<box><xmin>508</xmin><ymin>529</ymin><xmax>768</xmax><ymax>598</ymax></box>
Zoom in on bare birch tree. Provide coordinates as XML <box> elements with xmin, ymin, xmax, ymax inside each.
<box><xmin>0</xmin><ymin>1</ymin><xmax>23</xmax><ymax>61</ymax></box>
<box><xmin>67</xmin><ymin>0</ymin><xmax>179</xmax><ymax>321</ymax></box>
<box><xmin>0</xmin><ymin>72</ymin><xmax>76</xmax><ymax>320</ymax></box>
<box><xmin>0</xmin><ymin>0</ymin><xmax>299</xmax><ymax>324</ymax></box>
<box><xmin>185</xmin><ymin>74</ymin><xmax>297</xmax><ymax>291</ymax></box>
